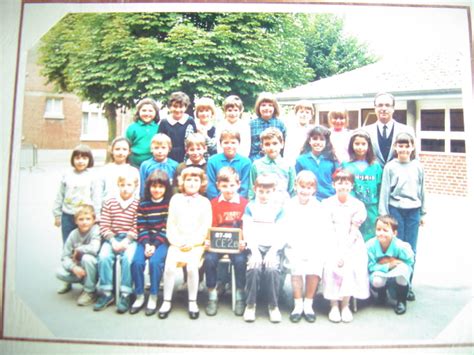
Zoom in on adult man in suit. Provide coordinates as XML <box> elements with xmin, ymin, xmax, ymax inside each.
<box><xmin>363</xmin><ymin>92</ymin><xmax>415</xmax><ymax>167</ymax></box>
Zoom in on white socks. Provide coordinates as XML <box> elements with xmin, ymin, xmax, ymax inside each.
<box><xmin>304</xmin><ymin>298</ymin><xmax>314</xmax><ymax>315</ymax></box>
<box><xmin>292</xmin><ymin>298</ymin><xmax>303</xmax><ymax>314</ymax></box>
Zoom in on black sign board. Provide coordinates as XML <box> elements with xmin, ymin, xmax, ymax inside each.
<box><xmin>207</xmin><ymin>227</ymin><xmax>242</xmax><ymax>254</ymax></box>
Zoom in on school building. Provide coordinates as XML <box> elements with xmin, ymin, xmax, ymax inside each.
<box><xmin>277</xmin><ymin>51</ymin><xmax>468</xmax><ymax>196</ymax></box>
<box><xmin>21</xmin><ymin>44</ymin><xmax>132</xmax><ymax>159</ymax></box>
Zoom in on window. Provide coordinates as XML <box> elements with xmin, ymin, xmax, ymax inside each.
<box><xmin>81</xmin><ymin>102</ymin><xmax>108</xmax><ymax>141</ymax></box>
<box><xmin>44</xmin><ymin>98</ymin><xmax>64</xmax><ymax>119</ymax></box>
<box><xmin>319</xmin><ymin>110</ymin><xmax>359</xmax><ymax>129</ymax></box>
<box><xmin>419</xmin><ymin>105</ymin><xmax>464</xmax><ymax>154</ymax></box>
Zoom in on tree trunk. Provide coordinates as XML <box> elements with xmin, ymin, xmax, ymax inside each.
<box><xmin>103</xmin><ymin>103</ymin><xmax>117</xmax><ymax>163</ymax></box>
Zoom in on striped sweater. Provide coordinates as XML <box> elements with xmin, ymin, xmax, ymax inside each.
<box><xmin>137</xmin><ymin>200</ymin><xmax>169</xmax><ymax>247</ymax></box>
<box><xmin>99</xmin><ymin>197</ymin><xmax>139</xmax><ymax>240</ymax></box>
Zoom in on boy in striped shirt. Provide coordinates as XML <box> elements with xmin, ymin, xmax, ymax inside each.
<box><xmin>94</xmin><ymin>172</ymin><xmax>139</xmax><ymax>313</ymax></box>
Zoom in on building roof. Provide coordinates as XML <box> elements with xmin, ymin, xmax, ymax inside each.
<box><xmin>276</xmin><ymin>51</ymin><xmax>464</xmax><ymax>103</ymax></box>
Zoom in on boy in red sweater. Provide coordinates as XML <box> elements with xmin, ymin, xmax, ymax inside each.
<box><xmin>204</xmin><ymin>167</ymin><xmax>248</xmax><ymax>317</ymax></box>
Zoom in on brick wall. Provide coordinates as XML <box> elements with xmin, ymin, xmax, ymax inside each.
<box><xmin>419</xmin><ymin>153</ymin><xmax>468</xmax><ymax>196</ymax></box>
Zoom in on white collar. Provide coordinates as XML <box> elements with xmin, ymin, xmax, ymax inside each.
<box><xmin>377</xmin><ymin>120</ymin><xmax>394</xmax><ymax>133</ymax></box>
<box><xmin>218</xmin><ymin>194</ymin><xmax>241</xmax><ymax>204</ymax></box>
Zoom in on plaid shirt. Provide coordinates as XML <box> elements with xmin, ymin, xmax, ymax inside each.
<box><xmin>249</xmin><ymin>117</ymin><xmax>287</xmax><ymax>161</ymax></box>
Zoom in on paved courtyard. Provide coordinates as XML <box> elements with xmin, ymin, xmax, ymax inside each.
<box><xmin>1</xmin><ymin>156</ymin><xmax>472</xmax><ymax>353</ymax></box>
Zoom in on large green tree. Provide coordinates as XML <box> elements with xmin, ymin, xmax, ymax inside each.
<box><xmin>38</xmin><ymin>12</ymin><xmax>374</xmax><ymax>142</ymax></box>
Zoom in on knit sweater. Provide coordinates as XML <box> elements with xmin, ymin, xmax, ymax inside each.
<box><xmin>166</xmin><ymin>193</ymin><xmax>212</xmax><ymax>247</ymax></box>
<box><xmin>125</xmin><ymin>119</ymin><xmax>159</xmax><ymax>168</ymax></box>
<box><xmin>136</xmin><ymin>199</ymin><xmax>169</xmax><ymax>247</ymax></box>
<box><xmin>158</xmin><ymin>115</ymin><xmax>197</xmax><ymax>163</ymax></box>
<box><xmin>99</xmin><ymin>196</ymin><xmax>139</xmax><ymax>240</ymax></box>
<box><xmin>211</xmin><ymin>194</ymin><xmax>248</xmax><ymax>229</ymax></box>
<box><xmin>61</xmin><ymin>224</ymin><xmax>101</xmax><ymax>271</ymax></box>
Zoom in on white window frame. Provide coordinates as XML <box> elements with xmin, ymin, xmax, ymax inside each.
<box><xmin>417</xmin><ymin>99</ymin><xmax>465</xmax><ymax>155</ymax></box>
<box><xmin>43</xmin><ymin>97</ymin><xmax>64</xmax><ymax>119</ymax></box>
<box><xmin>80</xmin><ymin>102</ymin><xmax>108</xmax><ymax>141</ymax></box>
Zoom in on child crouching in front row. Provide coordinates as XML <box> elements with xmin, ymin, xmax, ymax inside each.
<box><xmin>158</xmin><ymin>167</ymin><xmax>212</xmax><ymax>320</ymax></box>
<box><xmin>56</xmin><ymin>204</ymin><xmax>101</xmax><ymax>306</ymax></box>
<box><xmin>243</xmin><ymin>173</ymin><xmax>286</xmax><ymax>323</ymax></box>
<box><xmin>366</xmin><ymin>215</ymin><xmax>415</xmax><ymax>315</ymax></box>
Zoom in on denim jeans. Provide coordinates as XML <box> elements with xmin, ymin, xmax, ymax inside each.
<box><xmin>204</xmin><ymin>251</ymin><xmax>247</xmax><ymax>290</ymax></box>
<box><xmin>388</xmin><ymin>206</ymin><xmax>421</xmax><ymax>255</ymax></box>
<box><xmin>61</xmin><ymin>213</ymin><xmax>77</xmax><ymax>244</ymax></box>
<box><xmin>131</xmin><ymin>243</ymin><xmax>168</xmax><ymax>296</ymax></box>
<box><xmin>56</xmin><ymin>254</ymin><xmax>98</xmax><ymax>293</ymax></box>
<box><xmin>98</xmin><ymin>233</ymin><xmax>136</xmax><ymax>295</ymax></box>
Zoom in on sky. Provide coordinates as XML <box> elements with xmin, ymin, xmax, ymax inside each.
<box><xmin>340</xmin><ymin>6</ymin><xmax>470</xmax><ymax>61</ymax></box>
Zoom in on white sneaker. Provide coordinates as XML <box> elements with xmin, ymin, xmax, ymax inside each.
<box><xmin>268</xmin><ymin>306</ymin><xmax>282</xmax><ymax>323</ymax></box>
<box><xmin>328</xmin><ymin>306</ymin><xmax>341</xmax><ymax>323</ymax></box>
<box><xmin>243</xmin><ymin>305</ymin><xmax>256</xmax><ymax>322</ymax></box>
<box><xmin>77</xmin><ymin>291</ymin><xmax>96</xmax><ymax>306</ymax></box>
<box><xmin>341</xmin><ymin>307</ymin><xmax>353</xmax><ymax>323</ymax></box>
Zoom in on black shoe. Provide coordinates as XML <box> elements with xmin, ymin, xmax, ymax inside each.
<box><xmin>145</xmin><ymin>306</ymin><xmax>157</xmax><ymax>316</ymax></box>
<box><xmin>304</xmin><ymin>312</ymin><xmax>316</xmax><ymax>323</ymax></box>
<box><xmin>129</xmin><ymin>299</ymin><xmax>144</xmax><ymax>315</ymax></box>
<box><xmin>395</xmin><ymin>301</ymin><xmax>407</xmax><ymax>315</ymax></box>
<box><xmin>188</xmin><ymin>310</ymin><xmax>200</xmax><ymax>320</ymax></box>
<box><xmin>289</xmin><ymin>312</ymin><xmax>302</xmax><ymax>323</ymax></box>
<box><xmin>158</xmin><ymin>309</ymin><xmax>170</xmax><ymax>319</ymax></box>
<box><xmin>407</xmin><ymin>289</ymin><xmax>416</xmax><ymax>301</ymax></box>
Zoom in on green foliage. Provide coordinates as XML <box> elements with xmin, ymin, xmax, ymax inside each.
<box><xmin>38</xmin><ymin>12</ymin><xmax>375</xmax><ymax>120</ymax></box>
<box><xmin>299</xmin><ymin>14</ymin><xmax>377</xmax><ymax>80</ymax></box>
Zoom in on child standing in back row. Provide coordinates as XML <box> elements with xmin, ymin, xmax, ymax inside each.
<box><xmin>284</xmin><ymin>100</ymin><xmax>314</xmax><ymax>164</ymax></box>
<box><xmin>379</xmin><ymin>132</ymin><xmax>425</xmax><ymax>301</ymax></box>
<box><xmin>249</xmin><ymin>92</ymin><xmax>287</xmax><ymax>161</ymax></box>
<box><xmin>125</xmin><ymin>98</ymin><xmax>161</xmax><ymax>168</ymax></box>
<box><xmin>158</xmin><ymin>91</ymin><xmax>197</xmax><ymax>163</ymax></box>
<box><xmin>53</xmin><ymin>145</ymin><xmax>102</xmax><ymax>244</ymax></box>
<box><xmin>342</xmin><ymin>130</ymin><xmax>382</xmax><ymax>241</ymax></box>
<box><xmin>194</xmin><ymin>97</ymin><xmax>218</xmax><ymax>157</ymax></box>
<box><xmin>216</xmin><ymin>95</ymin><xmax>251</xmax><ymax>157</ymax></box>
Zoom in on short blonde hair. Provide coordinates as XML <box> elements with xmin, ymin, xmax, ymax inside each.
<box><xmin>254</xmin><ymin>92</ymin><xmax>280</xmax><ymax>118</ymax></box>
<box><xmin>219</xmin><ymin>129</ymin><xmax>241</xmax><ymax>143</ymax></box>
<box><xmin>185</xmin><ymin>132</ymin><xmax>207</xmax><ymax>149</ymax></box>
<box><xmin>151</xmin><ymin>133</ymin><xmax>172</xmax><ymax>149</ymax></box>
<box><xmin>296</xmin><ymin>170</ymin><xmax>317</xmax><ymax>189</ymax></box>
<box><xmin>74</xmin><ymin>204</ymin><xmax>96</xmax><ymax>222</ymax></box>
<box><xmin>327</xmin><ymin>108</ymin><xmax>349</xmax><ymax>128</ymax></box>
<box><xmin>194</xmin><ymin>97</ymin><xmax>216</xmax><ymax>117</ymax></box>
<box><xmin>178</xmin><ymin>167</ymin><xmax>208</xmax><ymax>194</ymax></box>
<box><xmin>223</xmin><ymin>95</ymin><xmax>244</xmax><ymax>112</ymax></box>
<box><xmin>117</xmin><ymin>172</ymin><xmax>139</xmax><ymax>187</ymax></box>
<box><xmin>294</xmin><ymin>100</ymin><xmax>314</xmax><ymax>115</ymax></box>
<box><xmin>260</xmin><ymin>127</ymin><xmax>284</xmax><ymax>144</ymax></box>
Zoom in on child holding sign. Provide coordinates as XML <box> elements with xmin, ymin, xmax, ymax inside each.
<box><xmin>204</xmin><ymin>167</ymin><xmax>248</xmax><ymax>316</ymax></box>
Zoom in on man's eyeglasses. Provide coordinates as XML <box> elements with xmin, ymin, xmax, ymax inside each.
<box><xmin>375</xmin><ymin>103</ymin><xmax>393</xmax><ymax>108</ymax></box>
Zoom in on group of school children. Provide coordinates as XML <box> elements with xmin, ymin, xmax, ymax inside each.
<box><xmin>53</xmin><ymin>91</ymin><xmax>425</xmax><ymax>324</ymax></box>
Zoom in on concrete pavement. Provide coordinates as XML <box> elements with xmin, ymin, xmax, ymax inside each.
<box><xmin>2</xmin><ymin>157</ymin><xmax>473</xmax><ymax>353</ymax></box>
